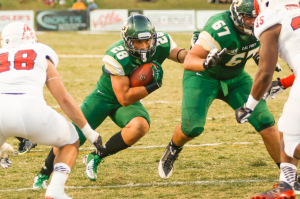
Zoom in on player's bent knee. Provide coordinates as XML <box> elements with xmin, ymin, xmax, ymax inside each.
<box><xmin>249</xmin><ymin>111</ymin><xmax>275</xmax><ymax>132</ymax></box>
<box><xmin>183</xmin><ymin>127</ymin><xmax>204</xmax><ymax>138</ymax></box>
<box><xmin>129</xmin><ymin>117</ymin><xmax>150</xmax><ymax>135</ymax></box>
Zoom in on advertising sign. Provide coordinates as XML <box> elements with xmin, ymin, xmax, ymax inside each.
<box><xmin>196</xmin><ymin>10</ymin><xmax>226</xmax><ymax>30</ymax></box>
<box><xmin>36</xmin><ymin>10</ymin><xmax>88</xmax><ymax>31</ymax></box>
<box><xmin>90</xmin><ymin>9</ymin><xmax>128</xmax><ymax>31</ymax></box>
<box><xmin>143</xmin><ymin>10</ymin><xmax>195</xmax><ymax>32</ymax></box>
<box><xmin>0</xmin><ymin>11</ymin><xmax>34</xmax><ymax>32</ymax></box>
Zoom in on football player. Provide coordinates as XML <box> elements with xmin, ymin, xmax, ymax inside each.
<box><xmin>236</xmin><ymin>0</ymin><xmax>300</xmax><ymax>198</ymax></box>
<box><xmin>0</xmin><ymin>22</ymin><xmax>102</xmax><ymax>199</ymax></box>
<box><xmin>158</xmin><ymin>0</ymin><xmax>282</xmax><ymax>184</ymax></box>
<box><xmin>33</xmin><ymin>14</ymin><xmax>188</xmax><ymax>187</ymax></box>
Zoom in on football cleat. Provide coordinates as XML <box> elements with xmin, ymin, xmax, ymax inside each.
<box><xmin>83</xmin><ymin>153</ymin><xmax>103</xmax><ymax>181</ymax></box>
<box><xmin>158</xmin><ymin>143</ymin><xmax>182</xmax><ymax>179</ymax></box>
<box><xmin>45</xmin><ymin>184</ymin><xmax>72</xmax><ymax>199</ymax></box>
<box><xmin>33</xmin><ymin>173</ymin><xmax>49</xmax><ymax>189</ymax></box>
<box><xmin>0</xmin><ymin>157</ymin><xmax>12</xmax><ymax>169</ymax></box>
<box><xmin>251</xmin><ymin>181</ymin><xmax>296</xmax><ymax>199</ymax></box>
<box><xmin>17</xmin><ymin>139</ymin><xmax>37</xmax><ymax>154</ymax></box>
<box><xmin>294</xmin><ymin>174</ymin><xmax>300</xmax><ymax>195</ymax></box>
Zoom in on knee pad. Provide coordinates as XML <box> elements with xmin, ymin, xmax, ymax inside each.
<box><xmin>182</xmin><ymin>126</ymin><xmax>204</xmax><ymax>138</ymax></box>
<box><xmin>249</xmin><ymin>111</ymin><xmax>275</xmax><ymax>132</ymax></box>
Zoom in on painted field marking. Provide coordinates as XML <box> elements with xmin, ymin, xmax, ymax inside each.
<box><xmin>0</xmin><ymin>179</ymin><xmax>275</xmax><ymax>192</ymax></box>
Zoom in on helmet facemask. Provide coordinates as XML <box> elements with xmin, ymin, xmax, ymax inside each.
<box><xmin>122</xmin><ymin>15</ymin><xmax>157</xmax><ymax>63</ymax></box>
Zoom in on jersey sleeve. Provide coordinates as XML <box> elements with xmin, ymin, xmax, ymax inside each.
<box><xmin>254</xmin><ymin>9</ymin><xmax>281</xmax><ymax>40</ymax></box>
<box><xmin>195</xmin><ymin>31</ymin><xmax>221</xmax><ymax>51</ymax></box>
<box><xmin>102</xmin><ymin>55</ymin><xmax>125</xmax><ymax>76</ymax></box>
<box><xmin>36</xmin><ymin>43</ymin><xmax>59</xmax><ymax>68</ymax></box>
<box><xmin>167</xmin><ymin>34</ymin><xmax>177</xmax><ymax>51</ymax></box>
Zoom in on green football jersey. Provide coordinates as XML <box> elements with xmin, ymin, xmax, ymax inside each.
<box><xmin>93</xmin><ymin>31</ymin><xmax>175</xmax><ymax>102</ymax></box>
<box><xmin>192</xmin><ymin>10</ymin><xmax>260</xmax><ymax>80</ymax></box>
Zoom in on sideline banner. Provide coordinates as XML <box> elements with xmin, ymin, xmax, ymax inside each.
<box><xmin>143</xmin><ymin>10</ymin><xmax>195</xmax><ymax>32</ymax></box>
<box><xmin>36</xmin><ymin>10</ymin><xmax>88</xmax><ymax>31</ymax></box>
<box><xmin>90</xmin><ymin>9</ymin><xmax>128</xmax><ymax>31</ymax></box>
<box><xmin>0</xmin><ymin>11</ymin><xmax>34</xmax><ymax>32</ymax></box>
<box><xmin>196</xmin><ymin>10</ymin><xmax>226</xmax><ymax>30</ymax></box>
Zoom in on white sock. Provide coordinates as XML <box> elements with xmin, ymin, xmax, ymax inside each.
<box><xmin>49</xmin><ymin>163</ymin><xmax>70</xmax><ymax>186</ymax></box>
<box><xmin>279</xmin><ymin>162</ymin><xmax>297</xmax><ymax>187</ymax></box>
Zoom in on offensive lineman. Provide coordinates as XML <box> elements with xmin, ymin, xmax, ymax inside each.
<box><xmin>158</xmin><ymin>0</ymin><xmax>282</xmax><ymax>182</ymax></box>
<box><xmin>33</xmin><ymin>14</ymin><xmax>188</xmax><ymax>187</ymax></box>
<box><xmin>236</xmin><ymin>0</ymin><xmax>300</xmax><ymax>198</ymax></box>
<box><xmin>0</xmin><ymin>22</ymin><xmax>102</xmax><ymax>199</ymax></box>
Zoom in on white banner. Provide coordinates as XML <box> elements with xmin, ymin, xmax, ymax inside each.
<box><xmin>90</xmin><ymin>9</ymin><xmax>128</xmax><ymax>31</ymax></box>
<box><xmin>144</xmin><ymin>10</ymin><xmax>195</xmax><ymax>32</ymax></box>
<box><xmin>0</xmin><ymin>11</ymin><xmax>34</xmax><ymax>32</ymax></box>
<box><xmin>196</xmin><ymin>10</ymin><xmax>226</xmax><ymax>30</ymax></box>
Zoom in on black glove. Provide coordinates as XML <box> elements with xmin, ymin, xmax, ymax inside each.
<box><xmin>235</xmin><ymin>104</ymin><xmax>253</xmax><ymax>124</ymax></box>
<box><xmin>93</xmin><ymin>135</ymin><xmax>103</xmax><ymax>157</ymax></box>
<box><xmin>203</xmin><ymin>48</ymin><xmax>227</xmax><ymax>70</ymax></box>
<box><xmin>263</xmin><ymin>78</ymin><xmax>285</xmax><ymax>101</ymax></box>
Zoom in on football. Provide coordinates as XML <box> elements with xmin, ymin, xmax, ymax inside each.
<box><xmin>130</xmin><ymin>63</ymin><xmax>155</xmax><ymax>87</ymax></box>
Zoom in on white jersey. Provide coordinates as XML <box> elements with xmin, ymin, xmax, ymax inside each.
<box><xmin>254</xmin><ymin>4</ymin><xmax>300</xmax><ymax>75</ymax></box>
<box><xmin>0</xmin><ymin>43</ymin><xmax>58</xmax><ymax>98</ymax></box>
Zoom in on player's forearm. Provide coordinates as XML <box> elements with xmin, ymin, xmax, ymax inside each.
<box><xmin>58</xmin><ymin>93</ymin><xmax>88</xmax><ymax>129</ymax></box>
<box><xmin>183</xmin><ymin>54</ymin><xmax>205</xmax><ymax>71</ymax></box>
<box><xmin>251</xmin><ymin>70</ymin><xmax>273</xmax><ymax>100</ymax></box>
<box><xmin>116</xmin><ymin>87</ymin><xmax>148</xmax><ymax>107</ymax></box>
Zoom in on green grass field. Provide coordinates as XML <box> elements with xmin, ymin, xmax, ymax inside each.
<box><xmin>0</xmin><ymin>32</ymin><xmax>294</xmax><ymax>199</ymax></box>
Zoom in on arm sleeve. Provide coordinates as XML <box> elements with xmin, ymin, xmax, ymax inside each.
<box><xmin>280</xmin><ymin>74</ymin><xmax>295</xmax><ymax>88</ymax></box>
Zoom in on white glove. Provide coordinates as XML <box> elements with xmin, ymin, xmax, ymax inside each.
<box><xmin>275</xmin><ymin>63</ymin><xmax>282</xmax><ymax>72</ymax></box>
<box><xmin>203</xmin><ymin>48</ymin><xmax>227</xmax><ymax>70</ymax></box>
<box><xmin>263</xmin><ymin>78</ymin><xmax>285</xmax><ymax>101</ymax></box>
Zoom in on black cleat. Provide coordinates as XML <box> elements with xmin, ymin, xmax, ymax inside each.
<box><xmin>158</xmin><ymin>143</ymin><xmax>182</xmax><ymax>179</ymax></box>
<box><xmin>17</xmin><ymin>139</ymin><xmax>37</xmax><ymax>154</ymax></box>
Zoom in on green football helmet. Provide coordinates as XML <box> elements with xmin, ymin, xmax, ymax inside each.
<box><xmin>230</xmin><ymin>0</ymin><xmax>257</xmax><ymax>36</ymax></box>
<box><xmin>121</xmin><ymin>14</ymin><xmax>157</xmax><ymax>63</ymax></box>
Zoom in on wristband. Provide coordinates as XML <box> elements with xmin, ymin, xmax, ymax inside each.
<box><xmin>280</xmin><ymin>74</ymin><xmax>295</xmax><ymax>88</ymax></box>
<box><xmin>245</xmin><ymin>95</ymin><xmax>259</xmax><ymax>111</ymax></box>
<box><xmin>177</xmin><ymin>49</ymin><xmax>185</xmax><ymax>63</ymax></box>
<box><xmin>81</xmin><ymin>123</ymin><xmax>98</xmax><ymax>143</ymax></box>
<box><xmin>145</xmin><ymin>82</ymin><xmax>160</xmax><ymax>94</ymax></box>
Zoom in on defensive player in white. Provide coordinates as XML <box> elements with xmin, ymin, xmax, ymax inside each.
<box><xmin>235</xmin><ymin>0</ymin><xmax>300</xmax><ymax>198</ymax></box>
<box><xmin>0</xmin><ymin>22</ymin><xmax>103</xmax><ymax>199</ymax></box>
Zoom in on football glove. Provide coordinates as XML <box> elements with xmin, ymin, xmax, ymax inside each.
<box><xmin>93</xmin><ymin>135</ymin><xmax>103</xmax><ymax>157</ymax></box>
<box><xmin>263</xmin><ymin>78</ymin><xmax>285</xmax><ymax>101</ymax></box>
<box><xmin>145</xmin><ymin>62</ymin><xmax>163</xmax><ymax>94</ymax></box>
<box><xmin>235</xmin><ymin>104</ymin><xmax>253</xmax><ymax>124</ymax></box>
<box><xmin>203</xmin><ymin>48</ymin><xmax>227</xmax><ymax>70</ymax></box>
<box><xmin>275</xmin><ymin>63</ymin><xmax>282</xmax><ymax>72</ymax></box>
<box><xmin>190</xmin><ymin>29</ymin><xmax>201</xmax><ymax>49</ymax></box>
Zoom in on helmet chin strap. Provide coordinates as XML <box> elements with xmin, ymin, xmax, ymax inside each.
<box><xmin>141</xmin><ymin>51</ymin><xmax>147</xmax><ymax>62</ymax></box>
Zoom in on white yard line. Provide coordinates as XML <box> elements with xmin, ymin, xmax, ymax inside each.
<box><xmin>79</xmin><ymin>141</ymin><xmax>263</xmax><ymax>150</ymax></box>
<box><xmin>0</xmin><ymin>179</ymin><xmax>275</xmax><ymax>192</ymax></box>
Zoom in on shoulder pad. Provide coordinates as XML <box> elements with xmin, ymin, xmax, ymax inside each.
<box><xmin>36</xmin><ymin>43</ymin><xmax>59</xmax><ymax>68</ymax></box>
<box><xmin>254</xmin><ymin>9</ymin><xmax>281</xmax><ymax>40</ymax></box>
